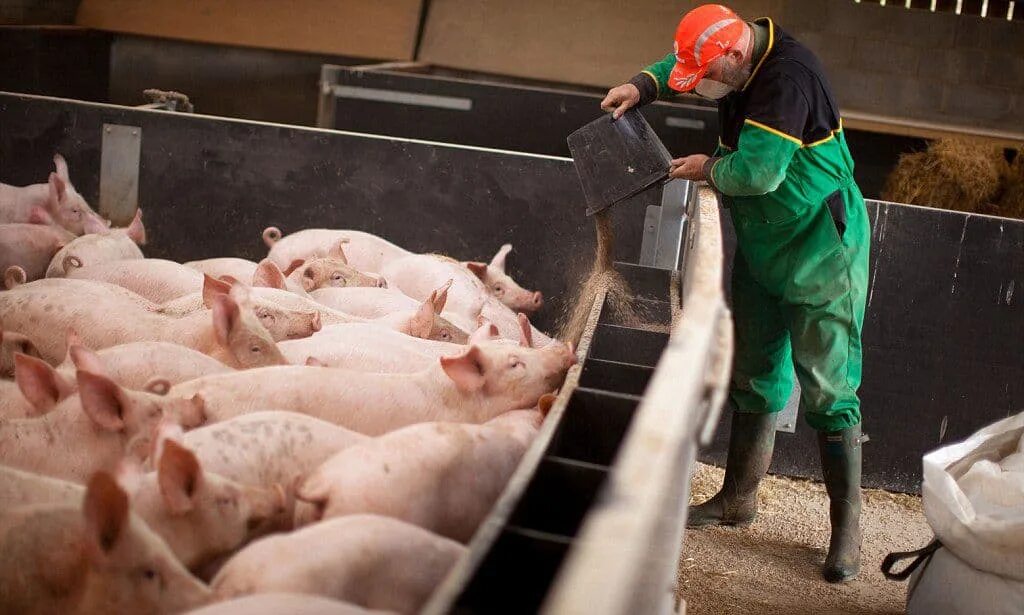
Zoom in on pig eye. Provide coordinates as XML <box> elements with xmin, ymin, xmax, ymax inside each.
<box><xmin>440</xmin><ymin>329</ymin><xmax>451</xmax><ymax>341</ymax></box>
<box><xmin>509</xmin><ymin>357</ymin><xmax>523</xmax><ymax>369</ymax></box>
<box><xmin>250</xmin><ymin>345</ymin><xmax>262</xmax><ymax>353</ymax></box>
<box><xmin>493</xmin><ymin>285</ymin><xmax>504</xmax><ymax>296</ymax></box>
<box><xmin>331</xmin><ymin>272</ymin><xmax>345</xmax><ymax>282</ymax></box>
<box><xmin>138</xmin><ymin>567</ymin><xmax>161</xmax><ymax>585</ymax></box>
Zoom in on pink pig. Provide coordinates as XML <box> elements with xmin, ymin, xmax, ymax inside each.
<box><xmin>46</xmin><ymin>208</ymin><xmax>147</xmax><ymax>277</ymax></box>
<box><xmin>167</xmin><ymin>340</ymin><xmax>575</xmax><ymax>436</ymax></box>
<box><xmin>297</xmin><ymin>394</ymin><xmax>555</xmax><ymax>541</ymax></box>
<box><xmin>263</xmin><ymin>227</ymin><xmax>409</xmax><ymax>273</ymax></box>
<box><xmin>0</xmin><ymin>472</ymin><xmax>213</xmax><ymax>614</ymax></box>
<box><xmin>0</xmin><ymin>369</ymin><xmax>206</xmax><ymax>483</ymax></box>
<box><xmin>65</xmin><ymin>258</ymin><xmax>206</xmax><ymax>303</ymax></box>
<box><xmin>0</xmin><ymin>153</ymin><xmax>108</xmax><ymax>234</ymax></box>
<box><xmin>0</xmin><ymin>217</ymin><xmax>76</xmax><ymax>282</ymax></box>
<box><xmin>211</xmin><ymin>514</ymin><xmax>465</xmax><ymax>614</ymax></box>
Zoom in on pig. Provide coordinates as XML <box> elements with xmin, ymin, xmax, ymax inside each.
<box><xmin>464</xmin><ymin>243</ymin><xmax>544</xmax><ymax>314</ymax></box>
<box><xmin>211</xmin><ymin>514</ymin><xmax>465</xmax><ymax>614</ymax></box>
<box><xmin>165</xmin><ymin>281</ymin><xmax>466</xmax><ymax>343</ymax></box>
<box><xmin>178</xmin><ymin>411</ymin><xmax>369</xmax><ymax>530</ymax></box>
<box><xmin>56</xmin><ymin>341</ymin><xmax>234</xmax><ymax>391</ymax></box>
<box><xmin>287</xmin><ymin>245</ymin><xmax>387</xmax><ymax>293</ymax></box>
<box><xmin>0</xmin><ymin>153</ymin><xmax>108</xmax><ymax>234</ymax></box>
<box><xmin>0</xmin><ymin>319</ymin><xmax>41</xmax><ymax>378</ymax></box>
<box><xmin>0</xmin><ymin>279</ymin><xmax>291</xmax><ymax>366</ymax></box>
<box><xmin>0</xmin><ymin>472</ymin><xmax>212</xmax><ymax>615</ymax></box>
<box><xmin>280</xmin><ymin>317</ymin><xmax>524</xmax><ymax>374</ymax></box>
<box><xmin>184</xmin><ymin>257</ymin><xmax>311</xmax><ymax>297</ymax></box>
<box><xmin>0</xmin><ymin>369</ymin><xmax>206</xmax><ymax>482</ymax></box>
<box><xmin>263</xmin><ymin>227</ymin><xmax>409</xmax><ymax>274</ymax></box>
<box><xmin>0</xmin><ymin>352</ymin><xmax>77</xmax><ymax>418</ymax></box>
<box><xmin>297</xmin><ymin>394</ymin><xmax>556</xmax><ymax>541</ymax></box>
<box><xmin>118</xmin><ymin>440</ymin><xmax>286</xmax><ymax>569</ymax></box>
<box><xmin>311</xmin><ymin>281</ymin><xmax>480</xmax><ymax>335</ymax></box>
<box><xmin>46</xmin><ymin>208</ymin><xmax>146</xmax><ymax>277</ymax></box>
<box><xmin>0</xmin><ymin>443</ymin><xmax>286</xmax><ymax>571</ymax></box>
<box><xmin>0</xmin><ymin>218</ymin><xmax>76</xmax><ymax>282</ymax></box>
<box><xmin>65</xmin><ymin>258</ymin><xmax>205</xmax><ymax>303</ymax></box>
<box><xmin>183</xmin><ymin>593</ymin><xmax>385</xmax><ymax>615</ymax></box>
<box><xmin>279</xmin><ymin>323</ymin><xmax>462</xmax><ymax>372</ymax></box>
<box><xmin>167</xmin><ymin>340</ymin><xmax>575</xmax><ymax>436</ymax></box>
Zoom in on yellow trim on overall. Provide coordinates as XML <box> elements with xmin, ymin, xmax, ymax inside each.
<box><xmin>805</xmin><ymin>119</ymin><xmax>845</xmax><ymax>148</ymax></box>
<box><xmin>741</xmin><ymin>18</ymin><xmax>775</xmax><ymax>92</ymax></box>
<box><xmin>641</xmin><ymin>70</ymin><xmax>661</xmax><ymax>97</ymax></box>
<box><xmin>744</xmin><ymin>118</ymin><xmax>803</xmax><ymax>146</ymax></box>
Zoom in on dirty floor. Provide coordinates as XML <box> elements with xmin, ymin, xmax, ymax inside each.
<box><xmin>677</xmin><ymin>463</ymin><xmax>932</xmax><ymax>615</ymax></box>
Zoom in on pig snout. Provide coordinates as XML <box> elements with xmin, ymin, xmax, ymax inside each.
<box><xmin>376</xmin><ymin>276</ymin><xmax>388</xmax><ymax>289</ymax></box>
<box><xmin>288</xmin><ymin>311</ymin><xmax>321</xmax><ymax>339</ymax></box>
<box><xmin>530</xmin><ymin>291</ymin><xmax>544</xmax><ymax>310</ymax></box>
<box><xmin>177</xmin><ymin>394</ymin><xmax>208</xmax><ymax>429</ymax></box>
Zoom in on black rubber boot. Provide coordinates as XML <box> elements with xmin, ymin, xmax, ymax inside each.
<box><xmin>687</xmin><ymin>411</ymin><xmax>777</xmax><ymax>528</ymax></box>
<box><xmin>818</xmin><ymin>424</ymin><xmax>864</xmax><ymax>583</ymax></box>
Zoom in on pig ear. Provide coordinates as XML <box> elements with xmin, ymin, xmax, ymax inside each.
<box><xmin>517</xmin><ymin>313</ymin><xmax>533</xmax><ymax>348</ymax></box>
<box><xmin>77</xmin><ymin>370</ymin><xmax>128</xmax><ymax>432</ymax></box>
<box><xmin>296</xmin><ymin>470</ymin><xmax>331</xmax><ymax>505</ymax></box>
<box><xmin>82</xmin><ymin>214</ymin><xmax>108</xmax><ymax>235</ymax></box>
<box><xmin>253</xmin><ymin>259</ymin><xmax>287</xmax><ymax>290</ymax></box>
<box><xmin>83</xmin><ymin>472</ymin><xmax>130</xmax><ymax>561</ymax></box>
<box><xmin>126</xmin><ymin>209</ymin><xmax>146</xmax><ymax>245</ymax></box>
<box><xmin>202</xmin><ymin>274</ymin><xmax>232</xmax><ymax>308</ymax></box>
<box><xmin>158</xmin><ymin>440</ymin><xmax>202</xmax><ymax>515</ymax></box>
<box><xmin>440</xmin><ymin>346</ymin><xmax>486</xmax><ymax>393</ymax></box>
<box><xmin>211</xmin><ymin>294</ymin><xmax>241</xmax><ymax>347</ymax></box>
<box><xmin>48</xmin><ymin>172</ymin><xmax>67</xmax><ymax>204</ymax></box>
<box><xmin>143</xmin><ymin>378</ymin><xmax>171</xmax><ymax>396</ymax></box>
<box><xmin>53</xmin><ymin>153</ymin><xmax>70</xmax><ymax>181</ymax></box>
<box><xmin>15</xmin><ymin>353</ymin><xmax>72</xmax><ymax>413</ymax></box>
<box><xmin>490</xmin><ymin>243</ymin><xmax>512</xmax><ymax>272</ymax></box>
<box><xmin>305</xmin><ymin>356</ymin><xmax>325</xmax><ymax>367</ymax></box>
<box><xmin>465</xmin><ymin>261</ymin><xmax>488</xmax><ymax>281</ymax></box>
<box><xmin>537</xmin><ymin>393</ymin><xmax>557</xmax><ymax>417</ymax></box>
<box><xmin>432</xmin><ymin>279</ymin><xmax>452</xmax><ymax>314</ymax></box>
<box><xmin>69</xmin><ymin>344</ymin><xmax>107</xmax><ymax>376</ymax></box>
<box><xmin>409</xmin><ymin>294</ymin><xmax>436</xmax><ymax>339</ymax></box>
<box><xmin>28</xmin><ymin>205</ymin><xmax>55</xmax><ymax>226</ymax></box>
<box><xmin>328</xmin><ymin>240</ymin><xmax>349</xmax><ymax>263</ymax></box>
<box><xmin>469</xmin><ymin>320</ymin><xmax>500</xmax><ymax>346</ymax></box>
<box><xmin>283</xmin><ymin>259</ymin><xmax>305</xmax><ymax>276</ymax></box>
<box><xmin>301</xmin><ymin>267</ymin><xmax>318</xmax><ymax>292</ymax></box>
<box><xmin>4</xmin><ymin>265</ymin><xmax>27</xmax><ymax>289</ymax></box>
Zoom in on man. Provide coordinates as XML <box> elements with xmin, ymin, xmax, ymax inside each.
<box><xmin>602</xmin><ymin>4</ymin><xmax>870</xmax><ymax>583</ymax></box>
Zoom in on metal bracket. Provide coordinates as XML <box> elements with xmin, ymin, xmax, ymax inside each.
<box><xmin>100</xmin><ymin>124</ymin><xmax>141</xmax><ymax>227</ymax></box>
<box><xmin>639</xmin><ymin>180</ymin><xmax>691</xmax><ymax>270</ymax></box>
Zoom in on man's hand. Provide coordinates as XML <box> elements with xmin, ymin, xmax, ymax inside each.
<box><xmin>600</xmin><ymin>83</ymin><xmax>640</xmax><ymax>120</ymax></box>
<box><xmin>669</xmin><ymin>154</ymin><xmax>711</xmax><ymax>181</ymax></box>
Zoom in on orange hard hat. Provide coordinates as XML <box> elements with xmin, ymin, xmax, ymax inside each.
<box><xmin>668</xmin><ymin>4</ymin><xmax>746</xmax><ymax>92</ymax></box>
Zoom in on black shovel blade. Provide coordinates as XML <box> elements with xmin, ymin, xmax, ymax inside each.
<box><xmin>567</xmin><ymin>109</ymin><xmax>673</xmax><ymax>216</ymax></box>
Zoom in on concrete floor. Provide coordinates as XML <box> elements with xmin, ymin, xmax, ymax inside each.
<box><xmin>677</xmin><ymin>463</ymin><xmax>932</xmax><ymax>615</ymax></box>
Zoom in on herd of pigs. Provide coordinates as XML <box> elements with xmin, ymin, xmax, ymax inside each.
<box><xmin>0</xmin><ymin>155</ymin><xmax>578</xmax><ymax>614</ymax></box>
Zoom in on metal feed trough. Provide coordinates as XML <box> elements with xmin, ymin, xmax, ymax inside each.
<box><xmin>0</xmin><ymin>92</ymin><xmax>730</xmax><ymax>614</ymax></box>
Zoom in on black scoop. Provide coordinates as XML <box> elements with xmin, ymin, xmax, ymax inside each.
<box><xmin>567</xmin><ymin>109</ymin><xmax>673</xmax><ymax>216</ymax></box>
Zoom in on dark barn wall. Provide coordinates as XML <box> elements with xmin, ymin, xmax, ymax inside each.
<box><xmin>0</xmin><ymin>93</ymin><xmax>652</xmax><ymax>333</ymax></box>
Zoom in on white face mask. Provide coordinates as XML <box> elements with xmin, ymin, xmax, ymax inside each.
<box><xmin>695</xmin><ymin>78</ymin><xmax>734</xmax><ymax>100</ymax></box>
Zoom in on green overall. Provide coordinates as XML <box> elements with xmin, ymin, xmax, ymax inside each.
<box><xmin>636</xmin><ymin>19</ymin><xmax>869</xmax><ymax>431</ymax></box>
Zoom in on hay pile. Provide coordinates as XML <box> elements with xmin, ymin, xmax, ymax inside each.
<box><xmin>882</xmin><ymin>137</ymin><xmax>1010</xmax><ymax>216</ymax></box>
